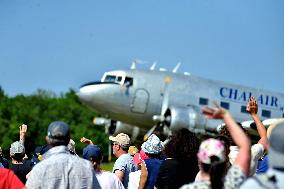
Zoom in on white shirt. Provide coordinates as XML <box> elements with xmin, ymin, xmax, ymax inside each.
<box><xmin>128</xmin><ymin>170</ymin><xmax>141</xmax><ymax>189</ymax></box>
<box><xmin>96</xmin><ymin>171</ymin><xmax>125</xmax><ymax>189</ymax></box>
<box><xmin>229</xmin><ymin>143</ymin><xmax>264</xmax><ymax>176</ymax></box>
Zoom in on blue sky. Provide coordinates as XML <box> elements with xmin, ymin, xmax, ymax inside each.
<box><xmin>0</xmin><ymin>0</ymin><xmax>283</xmax><ymax>96</ymax></box>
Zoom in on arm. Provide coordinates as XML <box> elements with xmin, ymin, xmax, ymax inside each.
<box><xmin>138</xmin><ymin>161</ymin><xmax>148</xmax><ymax>189</ymax></box>
<box><xmin>19</xmin><ymin>124</ymin><xmax>28</xmax><ymax>144</ymax></box>
<box><xmin>202</xmin><ymin>106</ymin><xmax>251</xmax><ymax>176</ymax></box>
<box><xmin>114</xmin><ymin>170</ymin><xmax>124</xmax><ymax>182</ymax></box>
<box><xmin>246</xmin><ymin>96</ymin><xmax>268</xmax><ymax>151</ymax></box>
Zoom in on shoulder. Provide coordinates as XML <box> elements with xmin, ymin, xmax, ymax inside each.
<box><xmin>225</xmin><ymin>165</ymin><xmax>247</xmax><ymax>188</ymax></box>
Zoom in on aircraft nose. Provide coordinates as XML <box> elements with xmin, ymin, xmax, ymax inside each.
<box><xmin>77</xmin><ymin>84</ymin><xmax>106</xmax><ymax>106</ymax></box>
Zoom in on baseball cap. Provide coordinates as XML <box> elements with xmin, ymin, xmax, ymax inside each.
<box><xmin>268</xmin><ymin>122</ymin><xmax>284</xmax><ymax>169</ymax></box>
<box><xmin>197</xmin><ymin>138</ymin><xmax>225</xmax><ymax>164</ymax></box>
<box><xmin>83</xmin><ymin>144</ymin><xmax>102</xmax><ymax>161</ymax></box>
<box><xmin>47</xmin><ymin>121</ymin><xmax>70</xmax><ymax>141</ymax></box>
<box><xmin>10</xmin><ymin>141</ymin><xmax>25</xmax><ymax>156</ymax></box>
<box><xmin>141</xmin><ymin>134</ymin><xmax>163</xmax><ymax>154</ymax></box>
<box><xmin>109</xmin><ymin>133</ymin><xmax>130</xmax><ymax>146</ymax></box>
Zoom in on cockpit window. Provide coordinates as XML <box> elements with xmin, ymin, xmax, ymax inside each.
<box><xmin>124</xmin><ymin>77</ymin><xmax>133</xmax><ymax>87</ymax></box>
<box><xmin>104</xmin><ymin>75</ymin><xmax>116</xmax><ymax>82</ymax></box>
<box><xmin>117</xmin><ymin>76</ymin><xmax>122</xmax><ymax>82</ymax></box>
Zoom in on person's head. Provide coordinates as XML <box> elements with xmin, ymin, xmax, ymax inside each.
<box><xmin>10</xmin><ymin>141</ymin><xmax>25</xmax><ymax>162</ymax></box>
<box><xmin>164</xmin><ymin>128</ymin><xmax>200</xmax><ymax>161</ymax></box>
<box><xmin>83</xmin><ymin>144</ymin><xmax>102</xmax><ymax>170</ymax></box>
<box><xmin>46</xmin><ymin>121</ymin><xmax>70</xmax><ymax>147</ymax></box>
<box><xmin>141</xmin><ymin>134</ymin><xmax>163</xmax><ymax>157</ymax></box>
<box><xmin>109</xmin><ymin>133</ymin><xmax>130</xmax><ymax>157</ymax></box>
<box><xmin>198</xmin><ymin>138</ymin><xmax>227</xmax><ymax>189</ymax></box>
<box><xmin>268</xmin><ymin>122</ymin><xmax>284</xmax><ymax>170</ymax></box>
<box><xmin>218</xmin><ymin>123</ymin><xmax>248</xmax><ymax>146</ymax></box>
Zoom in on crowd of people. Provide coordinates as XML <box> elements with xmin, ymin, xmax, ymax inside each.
<box><xmin>0</xmin><ymin>96</ymin><xmax>283</xmax><ymax>189</ymax></box>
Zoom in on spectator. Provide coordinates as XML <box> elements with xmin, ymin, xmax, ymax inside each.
<box><xmin>10</xmin><ymin>141</ymin><xmax>32</xmax><ymax>184</ymax></box>
<box><xmin>155</xmin><ymin>128</ymin><xmax>200</xmax><ymax>189</ymax></box>
<box><xmin>81</xmin><ymin>137</ymin><xmax>124</xmax><ymax>189</ymax></box>
<box><xmin>256</xmin><ymin>118</ymin><xmax>284</xmax><ymax>174</ymax></box>
<box><xmin>139</xmin><ymin>134</ymin><xmax>163</xmax><ymax>189</ymax></box>
<box><xmin>128</xmin><ymin>150</ymin><xmax>149</xmax><ymax>189</ymax></box>
<box><xmin>219</xmin><ymin>96</ymin><xmax>268</xmax><ymax>176</ymax></box>
<box><xmin>0</xmin><ymin>168</ymin><xmax>25</xmax><ymax>189</ymax></box>
<box><xmin>181</xmin><ymin>105</ymin><xmax>251</xmax><ymax>189</ymax></box>
<box><xmin>109</xmin><ymin>133</ymin><xmax>138</xmax><ymax>189</ymax></box>
<box><xmin>25</xmin><ymin>121</ymin><xmax>101</xmax><ymax>189</ymax></box>
<box><xmin>0</xmin><ymin>147</ymin><xmax>9</xmax><ymax>168</ymax></box>
<box><xmin>240</xmin><ymin>121</ymin><xmax>284</xmax><ymax>188</ymax></box>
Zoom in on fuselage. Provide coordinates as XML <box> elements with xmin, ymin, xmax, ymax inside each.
<box><xmin>77</xmin><ymin>69</ymin><xmax>284</xmax><ymax>130</ymax></box>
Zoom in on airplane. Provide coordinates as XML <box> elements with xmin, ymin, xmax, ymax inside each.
<box><xmin>77</xmin><ymin>63</ymin><xmax>284</xmax><ymax>141</ymax></box>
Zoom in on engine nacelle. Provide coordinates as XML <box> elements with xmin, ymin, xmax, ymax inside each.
<box><xmin>93</xmin><ymin>117</ymin><xmax>143</xmax><ymax>141</ymax></box>
<box><xmin>164</xmin><ymin>106</ymin><xmax>207</xmax><ymax>133</ymax></box>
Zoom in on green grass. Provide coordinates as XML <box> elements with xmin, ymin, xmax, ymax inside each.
<box><xmin>101</xmin><ymin>162</ymin><xmax>114</xmax><ymax>171</ymax></box>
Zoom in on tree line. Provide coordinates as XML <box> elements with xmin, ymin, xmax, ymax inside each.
<box><xmin>0</xmin><ymin>87</ymin><xmax>109</xmax><ymax>159</ymax></box>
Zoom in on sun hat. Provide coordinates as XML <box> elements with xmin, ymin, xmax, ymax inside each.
<box><xmin>10</xmin><ymin>141</ymin><xmax>25</xmax><ymax>156</ymax></box>
<box><xmin>268</xmin><ymin>122</ymin><xmax>284</xmax><ymax>169</ymax></box>
<box><xmin>141</xmin><ymin>134</ymin><xmax>163</xmax><ymax>154</ymax></box>
<box><xmin>109</xmin><ymin>133</ymin><xmax>130</xmax><ymax>146</ymax></box>
<box><xmin>197</xmin><ymin>138</ymin><xmax>225</xmax><ymax>164</ymax></box>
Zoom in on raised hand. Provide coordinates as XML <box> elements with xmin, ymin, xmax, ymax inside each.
<box><xmin>246</xmin><ymin>96</ymin><xmax>258</xmax><ymax>115</ymax></box>
<box><xmin>20</xmin><ymin>124</ymin><xmax>28</xmax><ymax>143</ymax></box>
<box><xmin>80</xmin><ymin>137</ymin><xmax>93</xmax><ymax>144</ymax></box>
<box><xmin>202</xmin><ymin>104</ymin><xmax>226</xmax><ymax>119</ymax></box>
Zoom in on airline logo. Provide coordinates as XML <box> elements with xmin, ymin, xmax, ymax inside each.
<box><xmin>219</xmin><ymin>87</ymin><xmax>279</xmax><ymax>108</ymax></box>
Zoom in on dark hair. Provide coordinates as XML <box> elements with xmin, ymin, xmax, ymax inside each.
<box><xmin>89</xmin><ymin>155</ymin><xmax>103</xmax><ymax>170</ymax></box>
<box><xmin>121</xmin><ymin>144</ymin><xmax>130</xmax><ymax>152</ymax></box>
<box><xmin>48</xmin><ymin>138</ymin><xmax>69</xmax><ymax>147</ymax></box>
<box><xmin>11</xmin><ymin>153</ymin><xmax>25</xmax><ymax>162</ymax></box>
<box><xmin>164</xmin><ymin>128</ymin><xmax>200</xmax><ymax>161</ymax></box>
<box><xmin>219</xmin><ymin>124</ymin><xmax>249</xmax><ymax>146</ymax></box>
<box><xmin>214</xmin><ymin>135</ymin><xmax>231</xmax><ymax>173</ymax></box>
<box><xmin>202</xmin><ymin>156</ymin><xmax>226</xmax><ymax>189</ymax></box>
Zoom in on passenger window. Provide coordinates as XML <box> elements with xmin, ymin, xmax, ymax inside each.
<box><xmin>124</xmin><ymin>77</ymin><xmax>133</xmax><ymax>87</ymax></box>
<box><xmin>220</xmin><ymin>102</ymin><xmax>230</xmax><ymax>110</ymax></box>
<box><xmin>241</xmin><ymin>106</ymin><xmax>248</xmax><ymax>113</ymax></box>
<box><xmin>262</xmin><ymin>110</ymin><xmax>271</xmax><ymax>118</ymax></box>
<box><xmin>199</xmin><ymin>98</ymin><xmax>208</xmax><ymax>105</ymax></box>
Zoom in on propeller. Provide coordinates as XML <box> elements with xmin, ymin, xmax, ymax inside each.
<box><xmin>143</xmin><ymin>75</ymin><xmax>172</xmax><ymax>140</ymax></box>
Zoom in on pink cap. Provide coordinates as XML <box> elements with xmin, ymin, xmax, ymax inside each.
<box><xmin>133</xmin><ymin>150</ymin><xmax>149</xmax><ymax>165</ymax></box>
